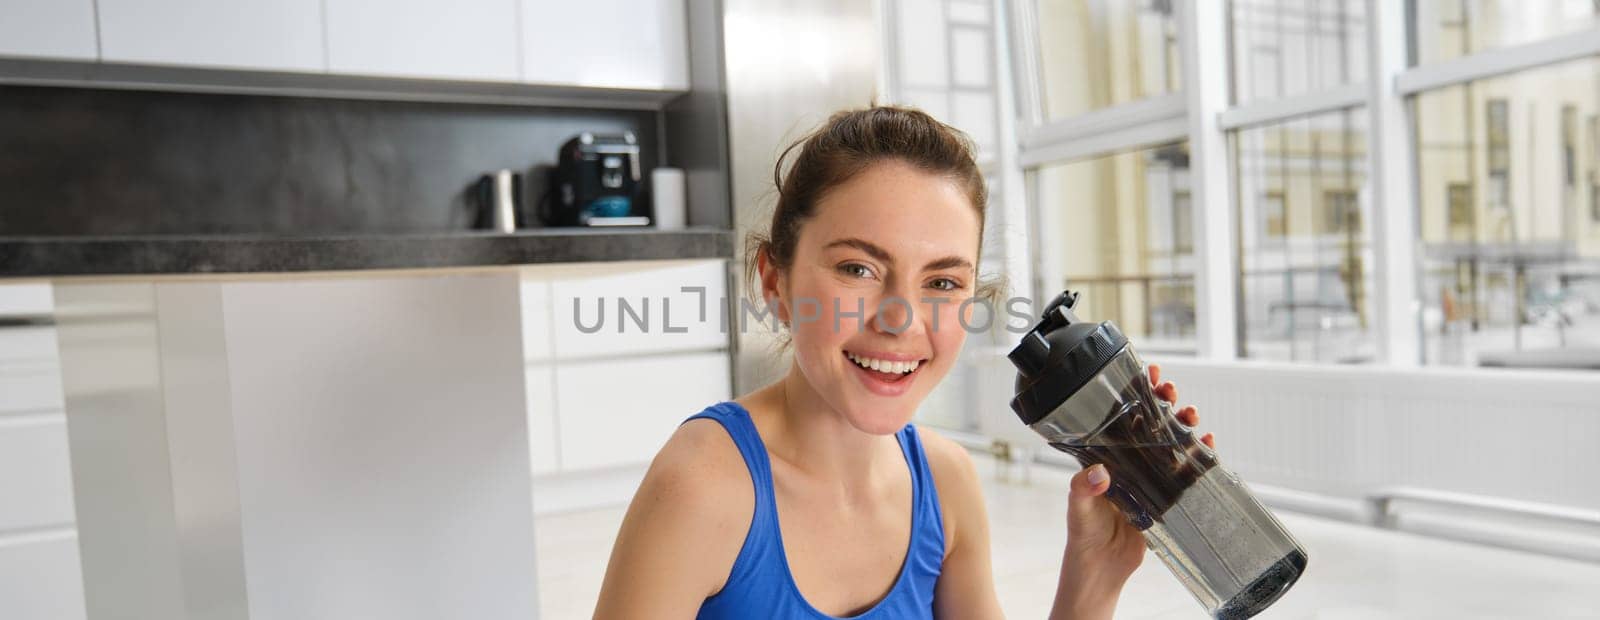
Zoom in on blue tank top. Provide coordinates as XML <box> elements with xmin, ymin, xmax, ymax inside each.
<box><xmin>685</xmin><ymin>401</ymin><xmax>945</xmax><ymax>619</ymax></box>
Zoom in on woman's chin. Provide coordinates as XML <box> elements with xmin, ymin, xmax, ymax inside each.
<box><xmin>842</xmin><ymin>403</ymin><xmax>919</xmax><ymax>435</ymax></box>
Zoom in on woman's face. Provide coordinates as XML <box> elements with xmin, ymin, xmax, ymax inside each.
<box><xmin>765</xmin><ymin>159</ymin><xmax>981</xmax><ymax>434</ymax></box>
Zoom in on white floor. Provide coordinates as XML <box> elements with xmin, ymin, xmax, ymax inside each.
<box><xmin>533</xmin><ymin>454</ymin><xmax>1600</xmax><ymax>619</ymax></box>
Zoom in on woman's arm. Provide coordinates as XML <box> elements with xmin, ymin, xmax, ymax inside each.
<box><xmin>592</xmin><ymin>420</ymin><xmax>751</xmax><ymax>619</ymax></box>
<box><xmin>1048</xmin><ymin>464</ymin><xmax>1142</xmax><ymax>619</ymax></box>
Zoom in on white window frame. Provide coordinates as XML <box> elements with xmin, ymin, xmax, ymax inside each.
<box><xmin>1396</xmin><ymin>27</ymin><xmax>1600</xmax><ymax>95</ymax></box>
<box><xmin>1178</xmin><ymin>0</ymin><xmax>1240</xmax><ymax>360</ymax></box>
<box><xmin>1004</xmin><ymin>0</ymin><xmax>1600</xmax><ymax>368</ymax></box>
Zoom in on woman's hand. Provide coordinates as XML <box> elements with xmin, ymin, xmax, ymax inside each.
<box><xmin>1155</xmin><ymin>363</ymin><xmax>1213</xmax><ymax>450</ymax></box>
<box><xmin>1050</xmin><ymin>364</ymin><xmax>1209</xmax><ymax>620</ymax></box>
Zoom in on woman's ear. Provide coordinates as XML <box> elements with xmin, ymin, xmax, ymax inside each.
<box><xmin>756</xmin><ymin>250</ymin><xmax>790</xmax><ymax>325</ymax></box>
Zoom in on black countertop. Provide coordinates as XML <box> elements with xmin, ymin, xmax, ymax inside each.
<box><xmin>0</xmin><ymin>228</ymin><xmax>733</xmax><ymax>278</ymax></box>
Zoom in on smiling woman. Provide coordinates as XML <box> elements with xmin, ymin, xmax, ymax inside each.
<box><xmin>592</xmin><ymin>106</ymin><xmax>1205</xmax><ymax>620</ymax></box>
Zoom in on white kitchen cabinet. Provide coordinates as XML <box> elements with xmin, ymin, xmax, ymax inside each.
<box><xmin>554</xmin><ymin>351</ymin><xmax>730</xmax><ymax>471</ymax></box>
<box><xmin>0</xmin><ymin>536</ymin><xmax>87</xmax><ymax>620</ymax></box>
<box><xmin>0</xmin><ymin>327</ymin><xmax>64</xmax><ymax>413</ymax></box>
<box><xmin>0</xmin><ymin>0</ymin><xmax>96</xmax><ymax>60</ymax></box>
<box><xmin>96</xmin><ymin>0</ymin><xmax>324</xmax><ymax>72</ymax></box>
<box><xmin>520</xmin><ymin>0</ymin><xmax>689</xmax><ymax>90</ymax></box>
<box><xmin>526</xmin><ymin>259</ymin><xmax>732</xmax><ymax>475</ymax></box>
<box><xmin>0</xmin><ymin>420</ymin><xmax>76</xmax><ymax>533</ymax></box>
<box><xmin>325</xmin><ymin>0</ymin><xmax>520</xmax><ymax>82</ymax></box>
<box><xmin>0</xmin><ymin>282</ymin><xmax>53</xmax><ymax>315</ymax></box>
<box><xmin>550</xmin><ymin>260</ymin><xmax>727</xmax><ymax>359</ymax></box>
<box><xmin>0</xmin><ymin>358</ymin><xmax>64</xmax><ymax>415</ymax></box>
<box><xmin>0</xmin><ymin>279</ymin><xmax>77</xmax><ymax>619</ymax></box>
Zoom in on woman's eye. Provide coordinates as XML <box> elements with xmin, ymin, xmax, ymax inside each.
<box><xmin>928</xmin><ymin>278</ymin><xmax>962</xmax><ymax>291</ymax></box>
<box><xmin>838</xmin><ymin>263</ymin><xmax>874</xmax><ymax>279</ymax></box>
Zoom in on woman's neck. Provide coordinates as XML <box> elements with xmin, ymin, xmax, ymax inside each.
<box><xmin>739</xmin><ymin>365</ymin><xmax>903</xmax><ymax>498</ymax></box>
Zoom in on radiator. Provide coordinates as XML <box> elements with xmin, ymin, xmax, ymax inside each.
<box><xmin>974</xmin><ymin>351</ymin><xmax>1600</xmax><ymax>513</ymax></box>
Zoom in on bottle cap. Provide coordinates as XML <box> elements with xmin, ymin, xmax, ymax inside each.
<box><xmin>1008</xmin><ymin>290</ymin><xmax>1130</xmax><ymax>426</ymax></box>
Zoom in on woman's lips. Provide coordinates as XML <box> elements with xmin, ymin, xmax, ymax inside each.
<box><xmin>842</xmin><ymin>350</ymin><xmax>925</xmax><ymax>397</ymax></box>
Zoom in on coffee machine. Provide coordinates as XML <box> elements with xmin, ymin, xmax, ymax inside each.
<box><xmin>540</xmin><ymin>132</ymin><xmax>650</xmax><ymax>227</ymax></box>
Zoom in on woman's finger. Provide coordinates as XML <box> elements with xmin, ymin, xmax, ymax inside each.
<box><xmin>1177</xmin><ymin>405</ymin><xmax>1198</xmax><ymax>426</ymax></box>
<box><xmin>1202</xmin><ymin>433</ymin><xmax>1215</xmax><ymax>449</ymax></box>
<box><xmin>1156</xmin><ymin>381</ymin><xmax>1177</xmax><ymax>404</ymax></box>
<box><xmin>1149</xmin><ymin>364</ymin><xmax>1162</xmax><ymax>387</ymax></box>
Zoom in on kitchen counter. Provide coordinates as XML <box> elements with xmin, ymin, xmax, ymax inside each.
<box><xmin>0</xmin><ymin>227</ymin><xmax>732</xmax><ymax>278</ymax></box>
<box><xmin>16</xmin><ymin>227</ymin><xmax>734</xmax><ymax>619</ymax></box>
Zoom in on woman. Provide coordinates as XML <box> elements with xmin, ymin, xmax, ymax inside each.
<box><xmin>593</xmin><ymin>106</ymin><xmax>1213</xmax><ymax>619</ymax></box>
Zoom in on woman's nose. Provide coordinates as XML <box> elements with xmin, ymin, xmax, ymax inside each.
<box><xmin>870</xmin><ymin>284</ymin><xmax>920</xmax><ymax>335</ymax></box>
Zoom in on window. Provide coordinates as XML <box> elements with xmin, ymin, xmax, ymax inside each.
<box><xmin>1034</xmin><ymin>0</ymin><xmax>1181</xmax><ymax>120</ymax></box>
<box><xmin>1029</xmin><ymin>142</ymin><xmax>1196</xmax><ymax>352</ymax></box>
<box><xmin>1591</xmin><ymin>115</ymin><xmax>1600</xmax><ymax>221</ymax></box>
<box><xmin>1234</xmin><ymin>108</ymin><xmax>1374</xmax><ymax>363</ymax></box>
<box><xmin>1411</xmin><ymin>0</ymin><xmax>1600</xmax><ymax>66</ymax></box>
<box><xmin>1323</xmin><ymin>189</ymin><xmax>1359</xmax><ymax>235</ymax></box>
<box><xmin>1264</xmin><ymin>191</ymin><xmax>1288</xmax><ymax>237</ymax></box>
<box><xmin>1172</xmin><ymin>190</ymin><xmax>1194</xmax><ymax>254</ymax></box>
<box><xmin>1486</xmin><ymin>98</ymin><xmax>1510</xmax><ymax>208</ymax></box>
<box><xmin>1592</xmin><ymin>181</ymin><xmax>1600</xmax><ymax>223</ymax></box>
<box><xmin>1413</xmin><ymin>57</ymin><xmax>1600</xmax><ymax>368</ymax></box>
<box><xmin>1447</xmin><ymin>183</ymin><xmax>1474</xmax><ymax>234</ymax></box>
<box><xmin>887</xmin><ymin>0</ymin><xmax>1002</xmax><ymax>164</ymax></box>
<box><xmin>1562</xmin><ymin>104</ymin><xmax>1578</xmax><ymax>188</ymax></box>
<box><xmin>1011</xmin><ymin>0</ymin><xmax>1600</xmax><ymax>370</ymax></box>
<box><xmin>1229</xmin><ymin>0</ymin><xmax>1368</xmax><ymax>104</ymax></box>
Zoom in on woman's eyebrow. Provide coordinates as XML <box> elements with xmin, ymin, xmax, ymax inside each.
<box><xmin>825</xmin><ymin>237</ymin><xmax>892</xmax><ymax>262</ymax></box>
<box><xmin>824</xmin><ymin>238</ymin><xmax>973</xmax><ymax>271</ymax></box>
<box><xmin>923</xmin><ymin>256</ymin><xmax>973</xmax><ymax>272</ymax></box>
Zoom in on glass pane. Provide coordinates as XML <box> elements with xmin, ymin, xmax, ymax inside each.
<box><xmin>1029</xmin><ymin>142</ymin><xmax>1197</xmax><ymax>353</ymax></box>
<box><xmin>1234</xmin><ymin>108</ymin><xmax>1375</xmax><ymax>363</ymax></box>
<box><xmin>1229</xmin><ymin>0</ymin><xmax>1368</xmax><ymax>105</ymax></box>
<box><xmin>1414</xmin><ymin>57</ymin><xmax>1600</xmax><ymax>369</ymax></box>
<box><xmin>1035</xmin><ymin>0</ymin><xmax>1181</xmax><ymax>120</ymax></box>
<box><xmin>1413</xmin><ymin>0</ymin><xmax>1600</xmax><ymax>65</ymax></box>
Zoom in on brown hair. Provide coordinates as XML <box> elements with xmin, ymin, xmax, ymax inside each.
<box><xmin>744</xmin><ymin>105</ymin><xmax>1005</xmax><ymax>320</ymax></box>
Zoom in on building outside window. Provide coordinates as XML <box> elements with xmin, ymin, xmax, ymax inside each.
<box><xmin>1034</xmin><ymin>0</ymin><xmax>1181</xmax><ymax>120</ymax></box>
<box><xmin>1226</xmin><ymin>0</ymin><xmax>1373</xmax><ymax>363</ymax></box>
<box><xmin>1234</xmin><ymin>109</ymin><xmax>1374</xmax><ymax>363</ymax></box>
<box><xmin>1230</xmin><ymin>0</ymin><xmax>1367</xmax><ymax>104</ymax></box>
<box><xmin>1486</xmin><ymin>98</ymin><xmax>1510</xmax><ymax>209</ymax></box>
<box><xmin>1010</xmin><ymin>0</ymin><xmax>1600</xmax><ymax>372</ymax></box>
<box><xmin>1563</xmin><ymin>104</ymin><xmax>1578</xmax><ymax>189</ymax></box>
<box><xmin>1591</xmin><ymin>115</ymin><xmax>1600</xmax><ymax>221</ymax></box>
<box><xmin>1412</xmin><ymin>0</ymin><xmax>1600</xmax><ymax>65</ymax></box>
<box><xmin>1413</xmin><ymin>56</ymin><xmax>1600</xmax><ymax>368</ymax></box>
<box><xmin>1030</xmin><ymin>142</ymin><xmax>1197</xmax><ymax>352</ymax></box>
<box><xmin>1447</xmin><ymin>182</ymin><xmax>1474</xmax><ymax>236</ymax></box>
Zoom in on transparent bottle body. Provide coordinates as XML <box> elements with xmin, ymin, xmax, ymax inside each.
<box><xmin>1030</xmin><ymin>345</ymin><xmax>1307</xmax><ymax>619</ymax></box>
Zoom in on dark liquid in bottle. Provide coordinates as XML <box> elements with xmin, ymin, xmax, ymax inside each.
<box><xmin>1050</xmin><ymin>371</ymin><xmax>1219</xmax><ymax>530</ymax></box>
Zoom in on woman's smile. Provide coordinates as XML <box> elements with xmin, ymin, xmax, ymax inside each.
<box><xmin>842</xmin><ymin>349</ymin><xmax>929</xmax><ymax>396</ymax></box>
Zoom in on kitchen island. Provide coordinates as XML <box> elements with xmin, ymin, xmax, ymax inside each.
<box><xmin>0</xmin><ymin>228</ymin><xmax>732</xmax><ymax>620</ymax></box>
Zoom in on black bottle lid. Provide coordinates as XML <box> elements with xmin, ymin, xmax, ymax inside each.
<box><xmin>1008</xmin><ymin>290</ymin><xmax>1129</xmax><ymax>426</ymax></box>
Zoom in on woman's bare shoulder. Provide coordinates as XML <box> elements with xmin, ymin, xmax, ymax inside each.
<box><xmin>913</xmin><ymin>426</ymin><xmax>987</xmax><ymax>550</ymax></box>
<box><xmin>915</xmin><ymin>426</ymin><xmax>982</xmax><ymax>489</ymax></box>
<box><xmin>635</xmin><ymin>417</ymin><xmax>755</xmax><ymax>528</ymax></box>
<box><xmin>594</xmin><ymin>417</ymin><xmax>755</xmax><ymax>615</ymax></box>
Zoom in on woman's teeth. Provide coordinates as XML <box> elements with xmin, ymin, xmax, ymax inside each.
<box><xmin>846</xmin><ymin>352</ymin><xmax>920</xmax><ymax>375</ymax></box>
